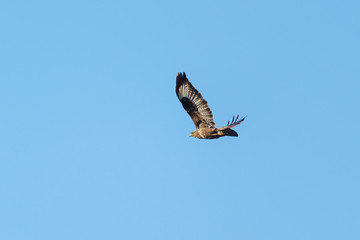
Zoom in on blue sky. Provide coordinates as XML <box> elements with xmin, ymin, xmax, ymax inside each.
<box><xmin>1</xmin><ymin>0</ymin><xmax>359</xmax><ymax>239</ymax></box>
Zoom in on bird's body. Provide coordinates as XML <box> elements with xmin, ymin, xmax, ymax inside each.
<box><xmin>190</xmin><ymin>127</ymin><xmax>238</xmax><ymax>139</ymax></box>
<box><xmin>175</xmin><ymin>72</ymin><xmax>246</xmax><ymax>139</ymax></box>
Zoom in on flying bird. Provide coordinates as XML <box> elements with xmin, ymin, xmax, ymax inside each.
<box><xmin>176</xmin><ymin>72</ymin><xmax>246</xmax><ymax>139</ymax></box>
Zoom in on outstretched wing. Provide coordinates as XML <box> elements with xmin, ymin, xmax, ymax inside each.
<box><xmin>217</xmin><ymin>115</ymin><xmax>246</xmax><ymax>130</ymax></box>
<box><xmin>176</xmin><ymin>72</ymin><xmax>215</xmax><ymax>128</ymax></box>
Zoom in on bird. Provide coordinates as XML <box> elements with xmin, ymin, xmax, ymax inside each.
<box><xmin>176</xmin><ymin>72</ymin><xmax>246</xmax><ymax>139</ymax></box>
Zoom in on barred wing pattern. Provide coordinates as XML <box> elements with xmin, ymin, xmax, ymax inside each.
<box><xmin>176</xmin><ymin>72</ymin><xmax>215</xmax><ymax>128</ymax></box>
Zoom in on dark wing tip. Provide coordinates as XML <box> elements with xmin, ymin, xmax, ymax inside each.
<box><xmin>176</xmin><ymin>72</ymin><xmax>187</xmax><ymax>81</ymax></box>
<box><xmin>240</xmin><ymin>115</ymin><xmax>247</xmax><ymax>122</ymax></box>
<box><xmin>226</xmin><ymin>114</ymin><xmax>247</xmax><ymax>127</ymax></box>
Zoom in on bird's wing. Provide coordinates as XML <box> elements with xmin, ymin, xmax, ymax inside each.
<box><xmin>217</xmin><ymin>115</ymin><xmax>246</xmax><ymax>130</ymax></box>
<box><xmin>176</xmin><ymin>72</ymin><xmax>215</xmax><ymax>128</ymax></box>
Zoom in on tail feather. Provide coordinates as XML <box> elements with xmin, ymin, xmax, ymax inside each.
<box><xmin>222</xmin><ymin>128</ymin><xmax>238</xmax><ymax>137</ymax></box>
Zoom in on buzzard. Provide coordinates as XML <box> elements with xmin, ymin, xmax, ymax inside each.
<box><xmin>176</xmin><ymin>72</ymin><xmax>246</xmax><ymax>139</ymax></box>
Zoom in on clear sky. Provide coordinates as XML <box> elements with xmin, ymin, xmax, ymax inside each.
<box><xmin>1</xmin><ymin>0</ymin><xmax>359</xmax><ymax>239</ymax></box>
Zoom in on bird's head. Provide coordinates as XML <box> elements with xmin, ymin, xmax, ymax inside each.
<box><xmin>189</xmin><ymin>131</ymin><xmax>195</xmax><ymax>137</ymax></box>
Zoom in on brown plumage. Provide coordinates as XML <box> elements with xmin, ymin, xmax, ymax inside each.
<box><xmin>176</xmin><ymin>72</ymin><xmax>246</xmax><ymax>139</ymax></box>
